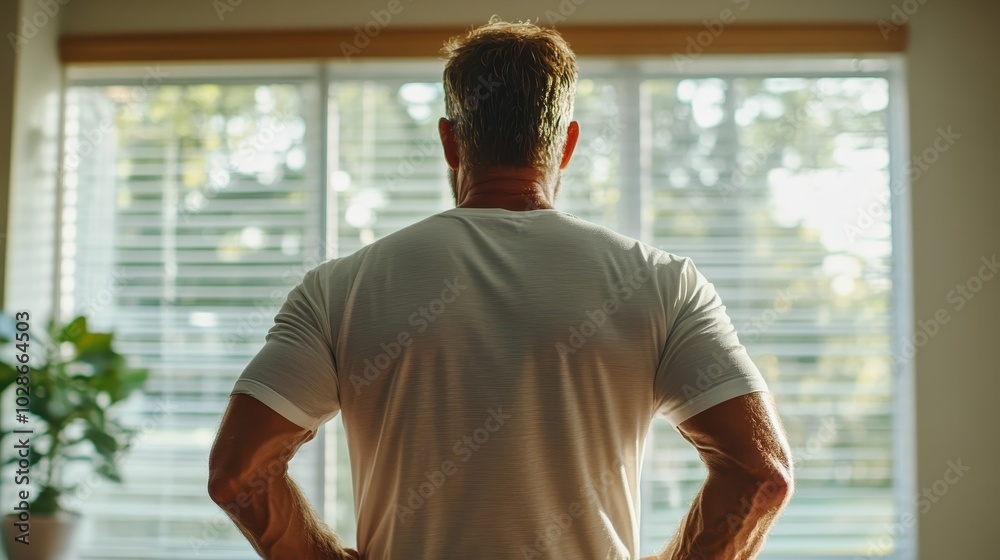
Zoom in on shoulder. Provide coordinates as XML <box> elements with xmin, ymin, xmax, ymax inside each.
<box><xmin>299</xmin><ymin>212</ymin><xmax>448</xmax><ymax>293</ymax></box>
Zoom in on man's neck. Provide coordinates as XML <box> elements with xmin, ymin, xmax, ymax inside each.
<box><xmin>456</xmin><ymin>194</ymin><xmax>553</xmax><ymax>211</ymax></box>
<box><xmin>455</xmin><ymin>168</ymin><xmax>558</xmax><ymax>211</ymax></box>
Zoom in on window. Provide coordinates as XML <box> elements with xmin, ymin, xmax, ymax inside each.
<box><xmin>60</xmin><ymin>63</ymin><xmax>327</xmax><ymax>557</ymax></box>
<box><xmin>46</xmin><ymin>55</ymin><xmax>911</xmax><ymax>558</ymax></box>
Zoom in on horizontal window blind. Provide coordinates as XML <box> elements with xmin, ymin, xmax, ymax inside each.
<box><xmin>47</xmin><ymin>57</ymin><xmax>906</xmax><ymax>559</ymax></box>
<box><xmin>638</xmin><ymin>74</ymin><xmax>897</xmax><ymax>557</ymax></box>
<box><xmin>324</xmin><ymin>63</ymin><xmax>901</xmax><ymax>557</ymax></box>
<box><xmin>61</xmin><ymin>74</ymin><xmax>325</xmax><ymax>559</ymax></box>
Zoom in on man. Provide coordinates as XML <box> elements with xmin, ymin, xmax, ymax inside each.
<box><xmin>208</xmin><ymin>18</ymin><xmax>794</xmax><ymax>559</ymax></box>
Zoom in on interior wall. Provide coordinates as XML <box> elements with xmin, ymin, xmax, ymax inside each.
<box><xmin>0</xmin><ymin>1</ymin><xmax>17</xmax><ymax>305</ymax></box>
<box><xmin>3</xmin><ymin>0</ymin><xmax>61</xmax><ymax>323</ymax></box>
<box><xmin>0</xmin><ymin>0</ymin><xmax>989</xmax><ymax>558</ymax></box>
<box><xmin>57</xmin><ymin>0</ymin><xmax>895</xmax><ymax>31</ymax></box>
<box><xmin>905</xmin><ymin>2</ymin><xmax>999</xmax><ymax>559</ymax></box>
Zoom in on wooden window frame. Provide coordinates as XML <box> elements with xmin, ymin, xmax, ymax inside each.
<box><xmin>60</xmin><ymin>24</ymin><xmax>906</xmax><ymax>63</ymax></box>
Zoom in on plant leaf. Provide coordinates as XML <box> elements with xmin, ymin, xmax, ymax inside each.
<box><xmin>75</xmin><ymin>331</ymin><xmax>114</xmax><ymax>355</ymax></box>
<box><xmin>32</xmin><ymin>486</ymin><xmax>62</xmax><ymax>515</ymax></box>
<box><xmin>58</xmin><ymin>316</ymin><xmax>88</xmax><ymax>344</ymax></box>
<box><xmin>4</xmin><ymin>448</ymin><xmax>44</xmax><ymax>467</ymax></box>
<box><xmin>84</xmin><ymin>425</ymin><xmax>120</xmax><ymax>459</ymax></box>
<box><xmin>0</xmin><ymin>362</ymin><xmax>19</xmax><ymax>394</ymax></box>
<box><xmin>113</xmin><ymin>367</ymin><xmax>150</xmax><ymax>402</ymax></box>
<box><xmin>96</xmin><ymin>461</ymin><xmax>123</xmax><ymax>483</ymax></box>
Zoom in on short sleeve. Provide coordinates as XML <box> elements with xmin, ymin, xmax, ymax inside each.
<box><xmin>653</xmin><ymin>258</ymin><xmax>769</xmax><ymax>427</ymax></box>
<box><xmin>230</xmin><ymin>267</ymin><xmax>340</xmax><ymax>431</ymax></box>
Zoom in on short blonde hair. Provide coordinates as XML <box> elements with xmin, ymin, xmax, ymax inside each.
<box><xmin>441</xmin><ymin>17</ymin><xmax>578</xmax><ymax>169</ymax></box>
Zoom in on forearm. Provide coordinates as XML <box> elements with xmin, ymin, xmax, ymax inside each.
<box><xmin>658</xmin><ymin>468</ymin><xmax>791</xmax><ymax>560</ymax></box>
<box><xmin>217</xmin><ymin>473</ymin><xmax>352</xmax><ymax>560</ymax></box>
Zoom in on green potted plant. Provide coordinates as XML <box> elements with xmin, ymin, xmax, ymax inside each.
<box><xmin>0</xmin><ymin>314</ymin><xmax>149</xmax><ymax>560</ymax></box>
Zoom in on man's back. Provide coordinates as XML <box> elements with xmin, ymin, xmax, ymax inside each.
<box><xmin>210</xmin><ymin>21</ymin><xmax>792</xmax><ymax>560</ymax></box>
<box><xmin>234</xmin><ymin>206</ymin><xmax>768</xmax><ymax>558</ymax></box>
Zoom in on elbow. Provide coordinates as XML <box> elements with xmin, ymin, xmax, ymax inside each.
<box><xmin>750</xmin><ymin>457</ymin><xmax>795</xmax><ymax>510</ymax></box>
<box><xmin>208</xmin><ymin>451</ymin><xmax>255</xmax><ymax>510</ymax></box>
<box><xmin>755</xmin><ymin>467</ymin><xmax>794</xmax><ymax>510</ymax></box>
<box><xmin>207</xmin><ymin>462</ymin><xmax>250</xmax><ymax>510</ymax></box>
<box><xmin>207</xmin><ymin>470</ymin><xmax>238</xmax><ymax>507</ymax></box>
<box><xmin>208</xmin><ymin>454</ymin><xmax>290</xmax><ymax>511</ymax></box>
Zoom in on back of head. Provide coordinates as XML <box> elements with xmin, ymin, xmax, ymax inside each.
<box><xmin>442</xmin><ymin>17</ymin><xmax>579</xmax><ymax>170</ymax></box>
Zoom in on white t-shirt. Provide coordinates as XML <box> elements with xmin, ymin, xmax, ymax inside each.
<box><xmin>231</xmin><ymin>206</ymin><xmax>769</xmax><ymax>559</ymax></box>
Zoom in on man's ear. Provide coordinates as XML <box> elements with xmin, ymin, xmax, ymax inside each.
<box><xmin>439</xmin><ymin>117</ymin><xmax>460</xmax><ymax>169</ymax></box>
<box><xmin>559</xmin><ymin>121</ymin><xmax>580</xmax><ymax>170</ymax></box>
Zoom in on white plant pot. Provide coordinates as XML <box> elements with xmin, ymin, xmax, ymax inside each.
<box><xmin>1</xmin><ymin>512</ymin><xmax>81</xmax><ymax>560</ymax></box>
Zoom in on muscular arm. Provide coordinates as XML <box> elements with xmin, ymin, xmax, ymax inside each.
<box><xmin>207</xmin><ymin>394</ymin><xmax>358</xmax><ymax>560</ymax></box>
<box><xmin>650</xmin><ymin>392</ymin><xmax>794</xmax><ymax>560</ymax></box>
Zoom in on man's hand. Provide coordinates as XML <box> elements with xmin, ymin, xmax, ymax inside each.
<box><xmin>653</xmin><ymin>391</ymin><xmax>794</xmax><ymax>560</ymax></box>
<box><xmin>208</xmin><ymin>394</ymin><xmax>357</xmax><ymax>559</ymax></box>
